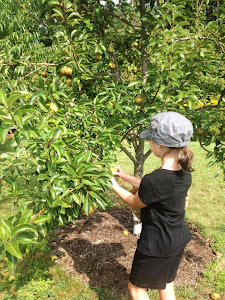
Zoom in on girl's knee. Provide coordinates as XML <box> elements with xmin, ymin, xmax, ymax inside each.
<box><xmin>128</xmin><ymin>281</ymin><xmax>148</xmax><ymax>297</ymax></box>
<box><xmin>128</xmin><ymin>281</ymin><xmax>134</xmax><ymax>294</ymax></box>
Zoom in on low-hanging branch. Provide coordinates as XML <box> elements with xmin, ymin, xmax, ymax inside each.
<box><xmin>16</xmin><ymin>67</ymin><xmax>44</xmax><ymax>82</ymax></box>
<box><xmin>120</xmin><ymin>145</ymin><xmax>136</xmax><ymax>164</ymax></box>
<box><xmin>199</xmin><ymin>139</ymin><xmax>211</xmax><ymax>153</ymax></box>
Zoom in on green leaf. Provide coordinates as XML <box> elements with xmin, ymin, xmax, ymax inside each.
<box><xmin>4</xmin><ymin>239</ymin><xmax>22</xmax><ymax>259</ymax></box>
<box><xmin>37</xmin><ymin>99</ymin><xmax>49</xmax><ymax>112</ymax></box>
<box><xmin>52</xmin><ymin>143</ymin><xmax>61</xmax><ymax>158</ymax></box>
<box><xmin>72</xmin><ymin>193</ymin><xmax>81</xmax><ymax>205</ymax></box>
<box><xmin>0</xmin><ymin>219</ymin><xmax>13</xmax><ymax>240</ymax></box>
<box><xmin>19</xmin><ymin>210</ymin><xmax>33</xmax><ymax>224</ymax></box>
<box><xmin>36</xmin><ymin>224</ymin><xmax>48</xmax><ymax>238</ymax></box>
<box><xmin>0</xmin><ymin>90</ymin><xmax>7</xmax><ymax>106</ymax></box>
<box><xmin>49</xmin><ymin>0</ymin><xmax>59</xmax><ymax>5</ymax></box>
<box><xmin>33</xmin><ymin>215</ymin><xmax>49</xmax><ymax>225</ymax></box>
<box><xmin>37</xmin><ymin>174</ymin><xmax>49</xmax><ymax>181</ymax></box>
<box><xmin>83</xmin><ymin>197</ymin><xmax>90</xmax><ymax>215</ymax></box>
<box><xmin>53</xmin><ymin>7</ymin><xmax>64</xmax><ymax>17</ymax></box>
<box><xmin>5</xmin><ymin>251</ymin><xmax>17</xmax><ymax>273</ymax></box>
<box><xmin>127</xmin><ymin>81</ymin><xmax>140</xmax><ymax>88</ymax></box>
<box><xmin>61</xmin><ymin>189</ymin><xmax>71</xmax><ymax>199</ymax></box>
<box><xmin>11</xmin><ymin>224</ymin><xmax>38</xmax><ymax>238</ymax></box>
<box><xmin>90</xmin><ymin>192</ymin><xmax>106</xmax><ymax>209</ymax></box>
<box><xmin>179</xmin><ymin>21</ymin><xmax>190</xmax><ymax>26</ymax></box>
<box><xmin>52</xmin><ymin>199</ymin><xmax>72</xmax><ymax>208</ymax></box>
<box><xmin>0</xmin><ymin>107</ymin><xmax>11</xmax><ymax>119</ymax></box>
<box><xmin>14</xmin><ymin>111</ymin><xmax>23</xmax><ymax>127</ymax></box>
<box><xmin>187</xmin><ymin>98</ymin><xmax>195</xmax><ymax>109</ymax></box>
<box><xmin>19</xmin><ymin>105</ymin><xmax>39</xmax><ymax>113</ymax></box>
<box><xmin>16</xmin><ymin>232</ymin><xmax>38</xmax><ymax>244</ymax></box>
<box><xmin>207</xmin><ymin>161</ymin><xmax>215</xmax><ymax>167</ymax></box>
<box><xmin>0</xmin><ymin>126</ymin><xmax>9</xmax><ymax>144</ymax></box>
<box><xmin>94</xmin><ymin>196</ymin><xmax>107</xmax><ymax>209</ymax></box>
<box><xmin>64</xmin><ymin>164</ymin><xmax>77</xmax><ymax>177</ymax></box>
<box><xmin>0</xmin><ymin>244</ymin><xmax>5</xmax><ymax>259</ymax></box>
<box><xmin>83</xmin><ymin>179</ymin><xmax>95</xmax><ymax>186</ymax></box>
<box><xmin>163</xmin><ymin>3</ymin><xmax>174</xmax><ymax>12</ymax></box>
<box><xmin>7</xmin><ymin>91</ymin><xmax>31</xmax><ymax>107</ymax></box>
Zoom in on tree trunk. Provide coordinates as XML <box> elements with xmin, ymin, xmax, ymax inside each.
<box><xmin>134</xmin><ymin>136</ymin><xmax>145</xmax><ymax>177</ymax></box>
<box><xmin>120</xmin><ymin>133</ymin><xmax>152</xmax><ymax>178</ymax></box>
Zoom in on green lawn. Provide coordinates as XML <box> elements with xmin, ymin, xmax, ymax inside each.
<box><xmin>0</xmin><ymin>140</ymin><xmax>224</xmax><ymax>299</ymax></box>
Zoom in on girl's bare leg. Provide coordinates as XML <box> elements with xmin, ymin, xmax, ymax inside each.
<box><xmin>158</xmin><ymin>281</ymin><xmax>176</xmax><ymax>300</ymax></box>
<box><xmin>128</xmin><ymin>281</ymin><xmax>150</xmax><ymax>300</ymax></box>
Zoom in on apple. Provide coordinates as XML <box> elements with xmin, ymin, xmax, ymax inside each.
<box><xmin>110</xmin><ymin>167</ymin><xmax>118</xmax><ymax>174</ymax></box>
<box><xmin>89</xmin><ymin>207</ymin><xmax>95</xmax><ymax>215</ymax></box>
<box><xmin>66</xmin><ymin>79</ymin><xmax>72</xmax><ymax>86</ymax></box>
<box><xmin>50</xmin><ymin>102</ymin><xmax>58</xmax><ymax>113</ymax></box>
<box><xmin>108</xmin><ymin>61</ymin><xmax>116</xmax><ymax>69</ymax></box>
<box><xmin>60</xmin><ymin>66</ymin><xmax>73</xmax><ymax>77</ymax></box>
<box><xmin>108</xmin><ymin>43</ymin><xmax>114</xmax><ymax>53</ymax></box>
<box><xmin>95</xmin><ymin>53</ymin><xmax>102</xmax><ymax>61</ymax></box>
<box><xmin>210</xmin><ymin>292</ymin><xmax>220</xmax><ymax>300</ymax></box>
<box><xmin>92</xmin><ymin>116</ymin><xmax>100</xmax><ymax>124</ymax></box>
<box><xmin>134</xmin><ymin>94</ymin><xmax>145</xmax><ymax>105</ymax></box>
<box><xmin>41</xmin><ymin>71</ymin><xmax>48</xmax><ymax>78</ymax></box>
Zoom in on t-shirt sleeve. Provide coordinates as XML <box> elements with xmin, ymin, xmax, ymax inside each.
<box><xmin>138</xmin><ymin>175</ymin><xmax>159</xmax><ymax>205</ymax></box>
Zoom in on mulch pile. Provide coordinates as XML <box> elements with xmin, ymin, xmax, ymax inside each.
<box><xmin>49</xmin><ymin>207</ymin><xmax>215</xmax><ymax>296</ymax></box>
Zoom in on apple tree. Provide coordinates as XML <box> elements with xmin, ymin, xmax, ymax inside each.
<box><xmin>0</xmin><ymin>0</ymin><xmax>120</xmax><ymax>271</ymax></box>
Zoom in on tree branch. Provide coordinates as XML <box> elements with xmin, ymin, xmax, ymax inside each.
<box><xmin>129</xmin><ymin>130</ymin><xmax>138</xmax><ymax>152</ymax></box>
<box><xmin>2</xmin><ymin>62</ymin><xmax>57</xmax><ymax>67</ymax></box>
<box><xmin>104</xmin><ymin>11</ymin><xmax>141</xmax><ymax>34</ymax></box>
<box><xmin>29</xmin><ymin>207</ymin><xmax>46</xmax><ymax>224</ymax></box>
<box><xmin>194</xmin><ymin>90</ymin><xmax>224</xmax><ymax>111</ymax></box>
<box><xmin>185</xmin><ymin>19</ymin><xmax>225</xmax><ymax>56</ymax></box>
<box><xmin>121</xmin><ymin>123</ymin><xmax>143</xmax><ymax>142</ymax></box>
<box><xmin>120</xmin><ymin>145</ymin><xmax>136</xmax><ymax>164</ymax></box>
<box><xmin>144</xmin><ymin>149</ymin><xmax>152</xmax><ymax>161</ymax></box>
<box><xmin>15</xmin><ymin>0</ymin><xmax>53</xmax><ymax>32</ymax></box>
<box><xmin>199</xmin><ymin>139</ymin><xmax>210</xmax><ymax>153</ymax></box>
<box><xmin>17</xmin><ymin>67</ymin><xmax>43</xmax><ymax>82</ymax></box>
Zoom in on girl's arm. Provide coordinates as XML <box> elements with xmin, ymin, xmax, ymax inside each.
<box><xmin>112</xmin><ymin>166</ymin><xmax>141</xmax><ymax>188</ymax></box>
<box><xmin>111</xmin><ymin>178</ymin><xmax>146</xmax><ymax>209</ymax></box>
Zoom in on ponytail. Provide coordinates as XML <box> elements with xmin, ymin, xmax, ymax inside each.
<box><xmin>178</xmin><ymin>146</ymin><xmax>194</xmax><ymax>172</ymax></box>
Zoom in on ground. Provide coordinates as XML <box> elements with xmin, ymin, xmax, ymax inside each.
<box><xmin>49</xmin><ymin>207</ymin><xmax>215</xmax><ymax>297</ymax></box>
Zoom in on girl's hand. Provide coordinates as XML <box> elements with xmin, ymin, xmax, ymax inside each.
<box><xmin>112</xmin><ymin>166</ymin><xmax>128</xmax><ymax>181</ymax></box>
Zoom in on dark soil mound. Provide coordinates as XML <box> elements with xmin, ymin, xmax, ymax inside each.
<box><xmin>49</xmin><ymin>207</ymin><xmax>215</xmax><ymax>296</ymax></box>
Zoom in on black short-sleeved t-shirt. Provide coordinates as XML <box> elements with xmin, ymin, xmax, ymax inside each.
<box><xmin>137</xmin><ymin>168</ymin><xmax>192</xmax><ymax>257</ymax></box>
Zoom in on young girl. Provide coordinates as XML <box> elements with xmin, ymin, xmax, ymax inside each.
<box><xmin>111</xmin><ymin>111</ymin><xmax>194</xmax><ymax>300</ymax></box>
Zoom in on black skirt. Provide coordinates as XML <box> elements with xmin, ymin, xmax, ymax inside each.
<box><xmin>129</xmin><ymin>248</ymin><xmax>184</xmax><ymax>290</ymax></box>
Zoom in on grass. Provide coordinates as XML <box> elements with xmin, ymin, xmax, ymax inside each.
<box><xmin>0</xmin><ymin>140</ymin><xmax>224</xmax><ymax>299</ymax></box>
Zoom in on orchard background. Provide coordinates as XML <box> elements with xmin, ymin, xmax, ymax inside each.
<box><xmin>0</xmin><ymin>0</ymin><xmax>224</xmax><ymax>275</ymax></box>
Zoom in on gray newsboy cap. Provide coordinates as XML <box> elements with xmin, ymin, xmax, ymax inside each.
<box><xmin>140</xmin><ymin>111</ymin><xmax>193</xmax><ymax>147</ymax></box>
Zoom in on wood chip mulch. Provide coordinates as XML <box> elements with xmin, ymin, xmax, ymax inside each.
<box><xmin>49</xmin><ymin>207</ymin><xmax>215</xmax><ymax>296</ymax></box>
